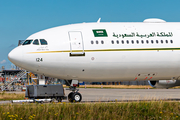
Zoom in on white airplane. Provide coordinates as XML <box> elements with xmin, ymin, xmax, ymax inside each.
<box><xmin>8</xmin><ymin>18</ymin><xmax>180</xmax><ymax>102</ymax></box>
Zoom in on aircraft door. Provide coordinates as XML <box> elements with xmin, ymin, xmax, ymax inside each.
<box><xmin>68</xmin><ymin>31</ymin><xmax>85</xmax><ymax>56</ymax></box>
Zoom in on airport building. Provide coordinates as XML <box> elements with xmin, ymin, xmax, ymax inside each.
<box><xmin>0</xmin><ymin>68</ymin><xmax>149</xmax><ymax>88</ymax></box>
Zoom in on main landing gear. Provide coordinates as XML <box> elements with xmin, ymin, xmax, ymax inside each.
<box><xmin>65</xmin><ymin>80</ymin><xmax>82</xmax><ymax>102</ymax></box>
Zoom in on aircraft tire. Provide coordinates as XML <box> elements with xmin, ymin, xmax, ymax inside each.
<box><xmin>68</xmin><ymin>92</ymin><xmax>82</xmax><ymax>102</ymax></box>
<box><xmin>68</xmin><ymin>92</ymin><xmax>74</xmax><ymax>102</ymax></box>
<box><xmin>72</xmin><ymin>92</ymin><xmax>82</xmax><ymax>102</ymax></box>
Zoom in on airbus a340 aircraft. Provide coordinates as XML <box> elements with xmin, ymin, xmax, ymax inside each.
<box><xmin>8</xmin><ymin>18</ymin><xmax>180</xmax><ymax>102</ymax></box>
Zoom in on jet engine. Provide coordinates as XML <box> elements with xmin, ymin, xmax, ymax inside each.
<box><xmin>148</xmin><ymin>80</ymin><xmax>180</xmax><ymax>89</ymax></box>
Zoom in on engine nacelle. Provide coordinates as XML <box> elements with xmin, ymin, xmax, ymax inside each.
<box><xmin>148</xmin><ymin>80</ymin><xmax>180</xmax><ymax>88</ymax></box>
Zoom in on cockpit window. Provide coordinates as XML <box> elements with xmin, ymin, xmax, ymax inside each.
<box><xmin>33</xmin><ymin>39</ymin><xmax>39</xmax><ymax>45</ymax></box>
<box><xmin>40</xmin><ymin>39</ymin><xmax>48</xmax><ymax>45</ymax></box>
<box><xmin>22</xmin><ymin>40</ymin><xmax>33</xmax><ymax>45</ymax></box>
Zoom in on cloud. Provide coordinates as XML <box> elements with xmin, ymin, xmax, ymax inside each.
<box><xmin>0</xmin><ymin>60</ymin><xmax>6</xmax><ymax>64</ymax></box>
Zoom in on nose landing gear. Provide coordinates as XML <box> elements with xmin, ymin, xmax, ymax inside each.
<box><xmin>65</xmin><ymin>80</ymin><xmax>82</xmax><ymax>102</ymax></box>
<box><xmin>68</xmin><ymin>91</ymin><xmax>82</xmax><ymax>102</ymax></box>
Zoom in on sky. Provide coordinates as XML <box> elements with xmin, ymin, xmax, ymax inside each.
<box><xmin>1</xmin><ymin>0</ymin><xmax>180</xmax><ymax>70</ymax></box>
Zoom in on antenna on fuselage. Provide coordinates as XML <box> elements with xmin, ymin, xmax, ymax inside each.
<box><xmin>97</xmin><ymin>18</ymin><xmax>101</xmax><ymax>23</ymax></box>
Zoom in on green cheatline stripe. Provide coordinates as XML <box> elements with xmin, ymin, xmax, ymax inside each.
<box><xmin>28</xmin><ymin>47</ymin><xmax>180</xmax><ymax>54</ymax></box>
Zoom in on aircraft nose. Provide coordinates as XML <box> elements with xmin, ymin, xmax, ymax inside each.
<box><xmin>8</xmin><ymin>47</ymin><xmax>23</xmax><ymax>67</ymax></box>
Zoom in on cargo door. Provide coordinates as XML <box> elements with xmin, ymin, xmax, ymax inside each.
<box><xmin>68</xmin><ymin>31</ymin><xmax>85</xmax><ymax>56</ymax></box>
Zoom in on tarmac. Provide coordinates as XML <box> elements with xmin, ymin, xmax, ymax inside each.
<box><xmin>65</xmin><ymin>88</ymin><xmax>180</xmax><ymax>102</ymax></box>
<box><xmin>1</xmin><ymin>88</ymin><xmax>180</xmax><ymax>103</ymax></box>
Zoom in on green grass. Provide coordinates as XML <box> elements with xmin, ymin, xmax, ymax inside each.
<box><xmin>0</xmin><ymin>101</ymin><xmax>180</xmax><ymax>120</ymax></box>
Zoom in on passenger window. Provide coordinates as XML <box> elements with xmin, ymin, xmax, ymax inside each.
<box><xmin>156</xmin><ymin>40</ymin><xmax>158</xmax><ymax>44</ymax></box>
<box><xmin>91</xmin><ymin>41</ymin><xmax>94</xmax><ymax>44</ymax></box>
<box><xmin>33</xmin><ymin>39</ymin><xmax>39</xmax><ymax>45</ymax></box>
<box><xmin>131</xmin><ymin>40</ymin><xmax>134</xmax><ymax>44</ymax></box>
<box><xmin>40</xmin><ymin>39</ymin><xmax>48</xmax><ymax>45</ymax></box>
<box><xmin>101</xmin><ymin>40</ymin><xmax>104</xmax><ymax>44</ymax></box>
<box><xmin>166</xmin><ymin>40</ymin><xmax>168</xmax><ymax>43</ymax></box>
<box><xmin>146</xmin><ymin>40</ymin><xmax>149</xmax><ymax>44</ymax></box>
<box><xmin>170</xmin><ymin>40</ymin><xmax>173</xmax><ymax>43</ymax></box>
<box><xmin>111</xmin><ymin>40</ymin><xmax>114</xmax><ymax>44</ymax></box>
<box><xmin>22</xmin><ymin>40</ymin><xmax>33</xmax><ymax>45</ymax></box>
<box><xmin>161</xmin><ymin>40</ymin><xmax>163</xmax><ymax>43</ymax></box>
<box><xmin>127</xmin><ymin>40</ymin><xmax>129</xmax><ymax>44</ymax></box>
<box><xmin>151</xmin><ymin>40</ymin><xmax>154</xmax><ymax>44</ymax></box>
<box><xmin>121</xmin><ymin>40</ymin><xmax>124</xmax><ymax>44</ymax></box>
<box><xmin>116</xmin><ymin>40</ymin><xmax>119</xmax><ymax>44</ymax></box>
<box><xmin>136</xmin><ymin>40</ymin><xmax>139</xmax><ymax>44</ymax></box>
<box><xmin>96</xmin><ymin>40</ymin><xmax>99</xmax><ymax>44</ymax></box>
<box><xmin>141</xmin><ymin>40</ymin><xmax>144</xmax><ymax>44</ymax></box>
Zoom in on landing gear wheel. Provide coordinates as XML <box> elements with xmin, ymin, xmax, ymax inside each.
<box><xmin>68</xmin><ymin>92</ymin><xmax>82</xmax><ymax>102</ymax></box>
<box><xmin>68</xmin><ymin>92</ymin><xmax>74</xmax><ymax>102</ymax></box>
<box><xmin>73</xmin><ymin>92</ymin><xmax>82</xmax><ymax>102</ymax></box>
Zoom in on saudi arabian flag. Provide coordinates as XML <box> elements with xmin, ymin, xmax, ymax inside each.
<box><xmin>93</xmin><ymin>29</ymin><xmax>108</xmax><ymax>37</ymax></box>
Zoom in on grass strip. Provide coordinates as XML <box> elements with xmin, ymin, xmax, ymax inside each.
<box><xmin>0</xmin><ymin>101</ymin><xmax>180</xmax><ymax>120</ymax></box>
